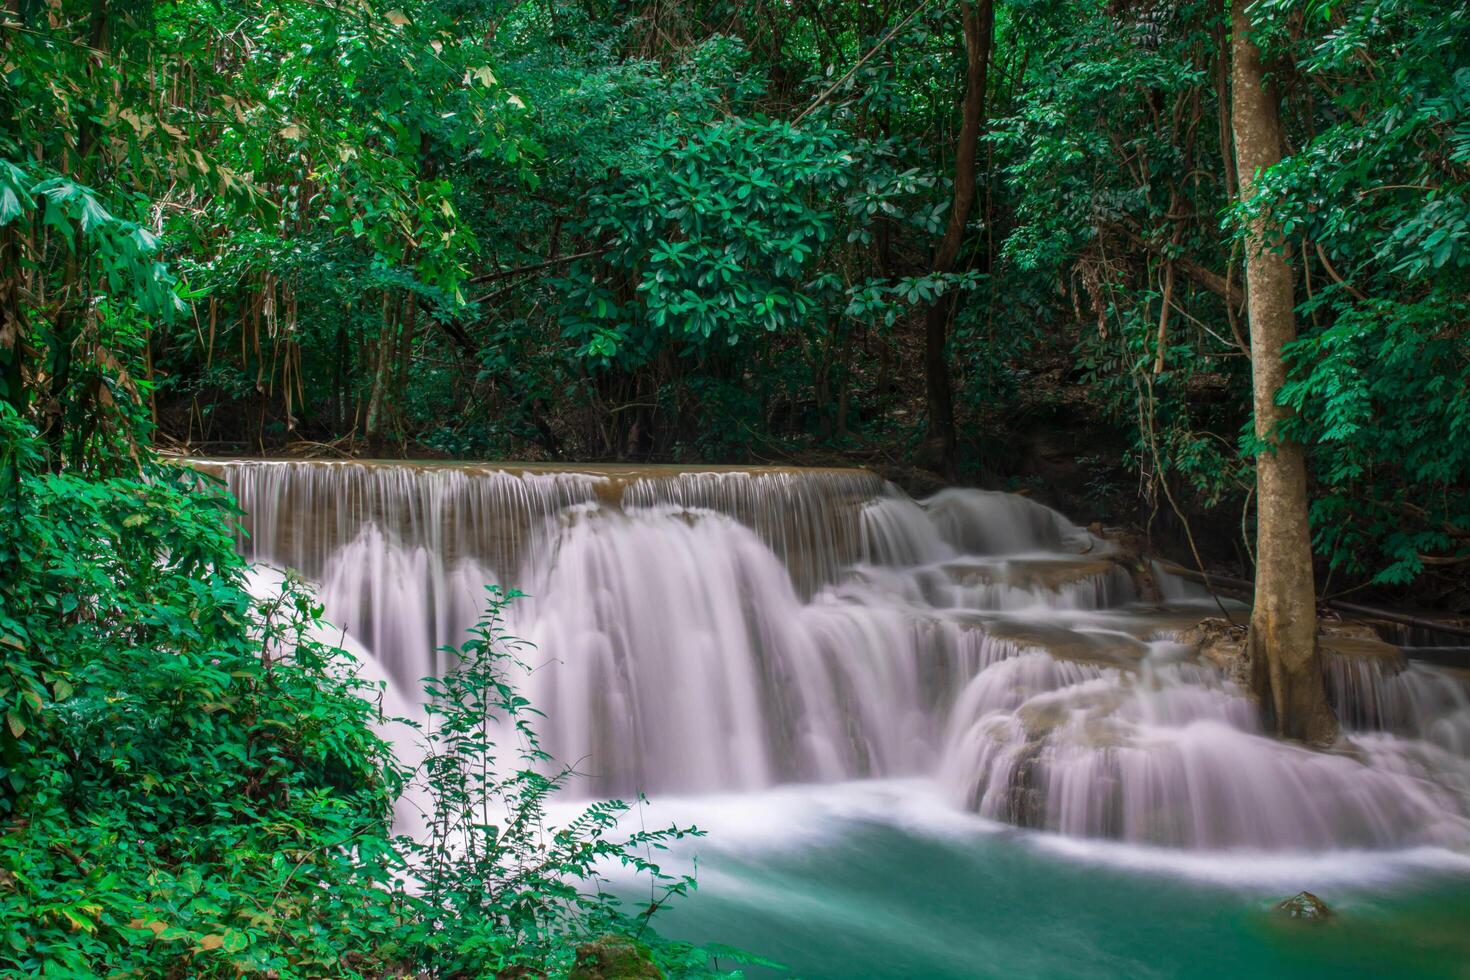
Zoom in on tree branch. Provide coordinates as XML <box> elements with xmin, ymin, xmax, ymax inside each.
<box><xmin>465</xmin><ymin>248</ymin><xmax>611</xmax><ymax>288</ymax></box>
<box><xmin>1104</xmin><ymin>221</ymin><xmax>1243</xmax><ymax>308</ymax></box>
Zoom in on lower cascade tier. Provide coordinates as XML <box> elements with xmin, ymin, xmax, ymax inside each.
<box><xmin>219</xmin><ymin>460</ymin><xmax>1470</xmax><ymax>852</ymax></box>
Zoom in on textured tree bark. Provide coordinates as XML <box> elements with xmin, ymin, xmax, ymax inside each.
<box><xmin>364</xmin><ymin>293</ymin><xmax>400</xmax><ymax>452</ymax></box>
<box><xmin>393</xmin><ymin>294</ymin><xmax>418</xmax><ymax>444</ymax></box>
<box><xmin>1229</xmin><ymin>0</ymin><xmax>1336</xmax><ymax>744</ymax></box>
<box><xmin>0</xmin><ymin>225</ymin><xmax>26</xmax><ymax>415</ymax></box>
<box><xmin>919</xmin><ymin>0</ymin><xmax>992</xmax><ymax>476</ymax></box>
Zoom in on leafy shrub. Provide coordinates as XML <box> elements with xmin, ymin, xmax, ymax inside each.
<box><xmin>0</xmin><ymin>407</ymin><xmax>743</xmax><ymax>977</ymax></box>
<box><xmin>397</xmin><ymin>586</ymin><xmax>723</xmax><ymax>977</ymax></box>
<box><xmin>0</xmin><ymin>404</ymin><xmax>405</xmax><ymax>976</ymax></box>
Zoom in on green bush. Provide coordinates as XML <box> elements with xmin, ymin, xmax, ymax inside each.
<box><xmin>0</xmin><ymin>404</ymin><xmax>404</xmax><ymax>976</ymax></box>
<box><xmin>0</xmin><ymin>407</ymin><xmax>745</xmax><ymax>977</ymax></box>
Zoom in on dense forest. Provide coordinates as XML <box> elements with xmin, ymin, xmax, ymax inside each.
<box><xmin>2</xmin><ymin>0</ymin><xmax>1469</xmax><ymax>976</ymax></box>
<box><xmin>4</xmin><ymin>0</ymin><xmax>1466</xmax><ymax>598</ymax></box>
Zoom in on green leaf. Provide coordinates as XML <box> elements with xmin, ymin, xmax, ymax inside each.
<box><xmin>0</xmin><ymin>187</ymin><xmax>22</xmax><ymax>225</ymax></box>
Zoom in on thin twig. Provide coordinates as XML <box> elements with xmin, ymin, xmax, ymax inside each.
<box><xmin>793</xmin><ymin>0</ymin><xmax>941</xmax><ymax>125</ymax></box>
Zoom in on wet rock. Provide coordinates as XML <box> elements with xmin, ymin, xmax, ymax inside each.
<box><xmin>939</xmin><ymin>556</ymin><xmax>1117</xmax><ymax>591</ymax></box>
<box><xmin>1003</xmin><ymin>743</ymin><xmax>1047</xmax><ymax>830</ymax></box>
<box><xmin>1015</xmin><ymin>686</ymin><xmax>1126</xmax><ymax>739</ymax></box>
<box><xmin>873</xmin><ymin>463</ymin><xmax>950</xmax><ymax>498</ymax></box>
<box><xmin>1319</xmin><ymin>617</ymin><xmax>1387</xmax><ymax>643</ymax></box>
<box><xmin>1093</xmin><ymin>526</ymin><xmax>1163</xmax><ymax>601</ymax></box>
<box><xmin>568</xmin><ymin>936</ymin><xmax>663</xmax><ymax>980</ymax></box>
<box><xmin>1176</xmin><ymin>617</ymin><xmax>1251</xmax><ymax>691</ymax></box>
<box><xmin>986</xmin><ymin>619</ymin><xmax>1149</xmax><ymax>667</ymax></box>
<box><xmin>1276</xmin><ymin>891</ymin><xmax>1333</xmax><ymax>921</ymax></box>
<box><xmin>1319</xmin><ymin>632</ymin><xmax>1405</xmax><ymax>664</ymax></box>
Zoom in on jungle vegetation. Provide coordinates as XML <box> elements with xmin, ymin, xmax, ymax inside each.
<box><xmin>3</xmin><ymin>0</ymin><xmax>1465</xmax><ymax>596</ymax></box>
<box><xmin>1</xmin><ymin>0</ymin><xmax>1467</xmax><ymax>974</ymax></box>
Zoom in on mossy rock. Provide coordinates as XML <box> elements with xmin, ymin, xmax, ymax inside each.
<box><xmin>1276</xmin><ymin>891</ymin><xmax>1333</xmax><ymax>921</ymax></box>
<box><xmin>568</xmin><ymin>936</ymin><xmax>663</xmax><ymax>980</ymax></box>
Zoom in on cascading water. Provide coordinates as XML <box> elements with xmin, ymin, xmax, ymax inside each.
<box><xmin>200</xmin><ymin>459</ymin><xmax>1470</xmax><ymax>855</ymax></box>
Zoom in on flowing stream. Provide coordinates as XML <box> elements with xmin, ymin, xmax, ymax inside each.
<box><xmin>204</xmin><ymin>459</ymin><xmax>1470</xmax><ymax>977</ymax></box>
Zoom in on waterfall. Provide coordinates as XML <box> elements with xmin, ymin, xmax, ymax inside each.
<box><xmin>202</xmin><ymin>459</ymin><xmax>1470</xmax><ymax>852</ymax></box>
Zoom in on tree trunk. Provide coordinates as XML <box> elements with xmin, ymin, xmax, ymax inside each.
<box><xmin>0</xmin><ymin>224</ymin><xmax>25</xmax><ymax>415</ymax></box>
<box><xmin>919</xmin><ymin>0</ymin><xmax>993</xmax><ymax>476</ymax></box>
<box><xmin>393</xmin><ymin>296</ymin><xmax>418</xmax><ymax>444</ymax></box>
<box><xmin>1214</xmin><ymin>19</ymin><xmax>1238</xmax><ymax>204</ymax></box>
<box><xmin>1229</xmin><ymin>0</ymin><xmax>1335</xmax><ymax>744</ymax></box>
<box><xmin>333</xmin><ymin>321</ymin><xmax>348</xmax><ymax>431</ymax></box>
<box><xmin>364</xmin><ymin>292</ymin><xmax>400</xmax><ymax>452</ymax></box>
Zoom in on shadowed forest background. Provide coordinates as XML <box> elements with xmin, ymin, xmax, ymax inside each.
<box><xmin>3</xmin><ymin>0</ymin><xmax>1467</xmax><ymax>605</ymax></box>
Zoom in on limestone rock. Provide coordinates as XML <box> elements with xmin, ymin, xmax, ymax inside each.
<box><xmin>1175</xmin><ymin>617</ymin><xmax>1251</xmax><ymax>691</ymax></box>
<box><xmin>1319</xmin><ymin>631</ymin><xmax>1405</xmax><ymax>664</ymax></box>
<box><xmin>1093</xmin><ymin>525</ymin><xmax>1163</xmax><ymax>601</ymax></box>
<box><xmin>1276</xmin><ymin>891</ymin><xmax>1333</xmax><ymax>921</ymax></box>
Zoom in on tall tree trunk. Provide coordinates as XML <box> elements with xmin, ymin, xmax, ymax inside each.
<box><xmin>919</xmin><ymin>0</ymin><xmax>993</xmax><ymax>476</ymax></box>
<box><xmin>1229</xmin><ymin>0</ymin><xmax>1335</xmax><ymax>744</ymax></box>
<box><xmin>364</xmin><ymin>293</ymin><xmax>400</xmax><ymax>452</ymax></box>
<box><xmin>333</xmin><ymin>321</ymin><xmax>348</xmax><ymax>431</ymax></box>
<box><xmin>393</xmin><ymin>297</ymin><xmax>418</xmax><ymax>444</ymax></box>
<box><xmin>0</xmin><ymin>225</ymin><xmax>25</xmax><ymax>415</ymax></box>
<box><xmin>1214</xmin><ymin>19</ymin><xmax>1238</xmax><ymax>204</ymax></box>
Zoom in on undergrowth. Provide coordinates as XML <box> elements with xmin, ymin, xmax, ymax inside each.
<box><xmin>0</xmin><ymin>405</ymin><xmax>758</xmax><ymax>978</ymax></box>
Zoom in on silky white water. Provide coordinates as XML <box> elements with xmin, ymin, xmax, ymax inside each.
<box><xmin>204</xmin><ymin>459</ymin><xmax>1470</xmax><ymax>854</ymax></box>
